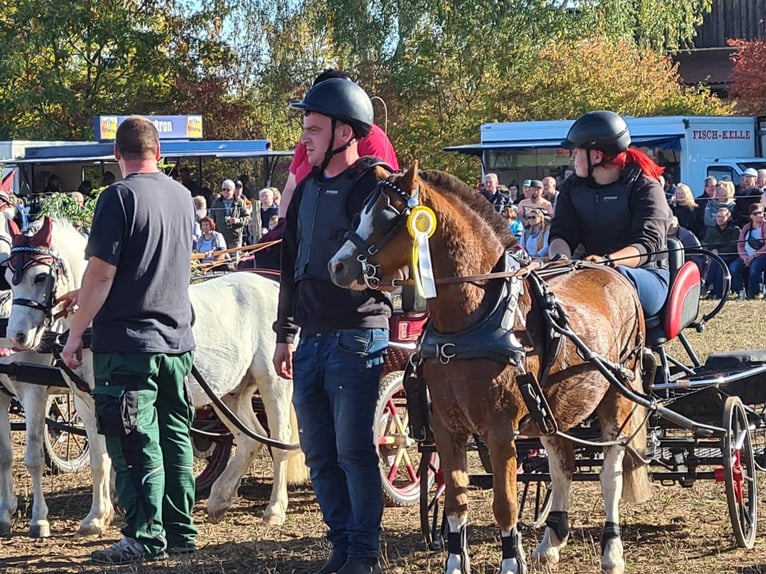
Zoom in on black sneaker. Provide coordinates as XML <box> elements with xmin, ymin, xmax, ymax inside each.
<box><xmin>314</xmin><ymin>551</ymin><xmax>348</xmax><ymax>574</ymax></box>
<box><xmin>337</xmin><ymin>558</ymin><xmax>382</xmax><ymax>574</ymax></box>
<box><xmin>91</xmin><ymin>537</ymin><xmax>167</xmax><ymax>565</ymax></box>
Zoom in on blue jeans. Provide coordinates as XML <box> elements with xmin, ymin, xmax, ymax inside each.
<box><xmin>616</xmin><ymin>266</ymin><xmax>670</xmax><ymax>317</ymax></box>
<box><xmin>292</xmin><ymin>328</ymin><xmax>388</xmax><ymax>560</ymax></box>
<box><xmin>707</xmin><ymin>259</ymin><xmax>734</xmax><ymax>298</ymax></box>
<box><xmin>730</xmin><ymin>256</ymin><xmax>766</xmax><ymax>298</ymax></box>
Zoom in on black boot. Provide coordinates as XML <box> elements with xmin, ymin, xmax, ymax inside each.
<box><xmin>337</xmin><ymin>557</ymin><xmax>382</xmax><ymax>574</ymax></box>
<box><xmin>314</xmin><ymin>551</ymin><xmax>348</xmax><ymax>574</ymax></box>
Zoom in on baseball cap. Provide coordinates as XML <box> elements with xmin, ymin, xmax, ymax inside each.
<box><xmin>529</xmin><ymin>180</ymin><xmax>543</xmax><ymax>188</ymax></box>
<box><xmin>743</xmin><ymin>168</ymin><xmax>758</xmax><ymax>177</ymax></box>
<box><xmin>522</xmin><ymin>179</ymin><xmax>532</xmax><ymax>187</ymax></box>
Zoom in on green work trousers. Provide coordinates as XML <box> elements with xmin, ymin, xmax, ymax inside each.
<box><xmin>92</xmin><ymin>351</ymin><xmax>197</xmax><ymax>558</ymax></box>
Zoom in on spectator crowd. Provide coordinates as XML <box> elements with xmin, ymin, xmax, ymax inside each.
<box><xmin>481</xmin><ymin>166</ymin><xmax>766</xmax><ymax>300</ymax></box>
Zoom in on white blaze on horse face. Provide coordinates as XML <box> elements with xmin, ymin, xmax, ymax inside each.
<box><xmin>6</xmin><ymin>264</ymin><xmax>50</xmax><ymax>350</ymax></box>
<box><xmin>329</xmin><ymin>202</ymin><xmax>377</xmax><ymax>290</ymax></box>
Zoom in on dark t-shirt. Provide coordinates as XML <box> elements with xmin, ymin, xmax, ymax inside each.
<box><xmin>86</xmin><ymin>172</ymin><xmax>196</xmax><ymax>354</ymax></box>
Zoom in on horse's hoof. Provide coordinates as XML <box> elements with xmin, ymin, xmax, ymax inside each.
<box><xmin>29</xmin><ymin>523</ymin><xmax>51</xmax><ymax>538</ymax></box>
<box><xmin>532</xmin><ymin>548</ymin><xmax>560</xmax><ymax>567</ymax></box>
<box><xmin>76</xmin><ymin>523</ymin><xmax>105</xmax><ymax>537</ymax></box>
<box><xmin>207</xmin><ymin>510</ymin><xmax>223</xmax><ymax>524</ymax></box>
<box><xmin>0</xmin><ymin>521</ymin><xmax>11</xmax><ymax>538</ymax></box>
<box><xmin>262</xmin><ymin>512</ymin><xmax>285</xmax><ymax>527</ymax></box>
<box><xmin>262</xmin><ymin>503</ymin><xmax>286</xmax><ymax>527</ymax></box>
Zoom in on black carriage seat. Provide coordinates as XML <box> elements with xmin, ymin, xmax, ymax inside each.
<box><xmin>645</xmin><ymin>237</ymin><xmax>702</xmax><ymax>348</ymax></box>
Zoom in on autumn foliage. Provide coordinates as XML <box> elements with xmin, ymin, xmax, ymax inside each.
<box><xmin>728</xmin><ymin>38</ymin><xmax>766</xmax><ymax>115</ymax></box>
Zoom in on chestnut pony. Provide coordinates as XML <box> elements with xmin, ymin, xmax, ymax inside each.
<box><xmin>329</xmin><ymin>164</ymin><xmax>651</xmax><ymax>574</ymax></box>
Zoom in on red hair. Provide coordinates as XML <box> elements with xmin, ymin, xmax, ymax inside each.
<box><xmin>606</xmin><ymin>148</ymin><xmax>665</xmax><ymax>180</ymax></box>
<box><xmin>199</xmin><ymin>216</ymin><xmax>216</xmax><ymax>231</ymax></box>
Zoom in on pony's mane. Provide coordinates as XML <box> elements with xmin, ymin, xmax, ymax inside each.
<box><xmin>27</xmin><ymin>216</ymin><xmax>85</xmax><ymax>243</ymax></box>
<box><xmin>417</xmin><ymin>170</ymin><xmax>515</xmax><ymax>249</ymax></box>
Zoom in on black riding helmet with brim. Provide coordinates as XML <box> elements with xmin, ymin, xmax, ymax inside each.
<box><xmin>291</xmin><ymin>78</ymin><xmax>374</xmax><ymax>170</ymax></box>
<box><xmin>560</xmin><ymin>110</ymin><xmax>631</xmax><ymax>179</ymax></box>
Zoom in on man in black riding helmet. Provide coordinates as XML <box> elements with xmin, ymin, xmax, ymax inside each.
<box><xmin>549</xmin><ymin>110</ymin><xmax>672</xmax><ymax>317</ymax></box>
<box><xmin>272</xmin><ymin>78</ymin><xmax>392</xmax><ymax>574</ymax></box>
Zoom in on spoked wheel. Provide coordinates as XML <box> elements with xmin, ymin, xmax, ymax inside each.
<box><xmin>419</xmin><ymin>447</ymin><xmax>446</xmax><ymax>551</ymax></box>
<box><xmin>477</xmin><ymin>437</ymin><xmax>552</xmax><ymax>529</ymax></box>
<box><xmin>376</xmin><ymin>371</ymin><xmax>438</xmax><ymax>507</ymax></box>
<box><xmin>722</xmin><ymin>396</ymin><xmax>758</xmax><ymax>549</ymax></box>
<box><xmin>43</xmin><ymin>394</ymin><xmax>90</xmax><ymax>474</ymax></box>
<box><xmin>193</xmin><ymin>406</ymin><xmax>234</xmax><ymax>499</ymax></box>
<box><xmin>517</xmin><ymin>445</ymin><xmax>552</xmax><ymax>530</ymax></box>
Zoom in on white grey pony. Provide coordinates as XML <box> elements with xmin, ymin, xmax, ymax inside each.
<box><xmin>0</xmin><ymin>216</ymin><xmax>306</xmax><ymax>539</ymax></box>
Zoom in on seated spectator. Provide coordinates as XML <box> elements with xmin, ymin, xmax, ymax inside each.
<box><xmin>730</xmin><ymin>202</ymin><xmax>766</xmax><ymax>299</ymax></box>
<box><xmin>479</xmin><ymin>172</ymin><xmax>509</xmax><ymax>212</ymax></box>
<box><xmin>193</xmin><ymin>216</ymin><xmax>228</xmax><ymax>267</ymax></box>
<box><xmin>697</xmin><ymin>176</ymin><xmax>717</xmax><ymax>221</ymax></box>
<box><xmin>668</xmin><ymin>216</ymin><xmax>704</xmax><ymax>273</ymax></box>
<box><xmin>672</xmin><ymin>183</ymin><xmax>703</xmax><ymax>238</ymax></box>
<box><xmin>704</xmin><ymin>208</ymin><xmax>741</xmax><ymax>299</ymax></box>
<box><xmin>521</xmin><ymin>209</ymin><xmax>550</xmax><ymax>262</ymax></box>
<box><xmin>192</xmin><ymin>195</ymin><xmax>207</xmax><ymax>221</ymax></box>
<box><xmin>501</xmin><ymin>206</ymin><xmax>523</xmax><ymax>239</ymax></box>
<box><xmin>704</xmin><ymin>180</ymin><xmax>736</xmax><ymax>235</ymax></box>
<box><xmin>259</xmin><ymin>187</ymin><xmax>279</xmax><ymax>235</ymax></box>
<box><xmin>733</xmin><ymin>168</ymin><xmax>761</xmax><ymax>227</ymax></box>
<box><xmin>517</xmin><ymin>180</ymin><xmax>554</xmax><ymax>219</ymax></box>
<box><xmin>267</xmin><ymin>214</ymin><xmax>280</xmax><ymax>231</ymax></box>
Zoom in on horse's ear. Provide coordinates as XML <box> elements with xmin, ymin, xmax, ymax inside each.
<box><xmin>400</xmin><ymin>161</ymin><xmax>419</xmax><ymax>195</ymax></box>
<box><xmin>7</xmin><ymin>217</ymin><xmax>21</xmax><ymax>238</ymax></box>
<box><xmin>31</xmin><ymin>217</ymin><xmax>53</xmax><ymax>248</ymax></box>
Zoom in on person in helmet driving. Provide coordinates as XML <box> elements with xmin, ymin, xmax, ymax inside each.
<box><xmin>548</xmin><ymin>110</ymin><xmax>672</xmax><ymax>316</ymax></box>
<box><xmin>272</xmin><ymin>78</ymin><xmax>392</xmax><ymax>574</ymax></box>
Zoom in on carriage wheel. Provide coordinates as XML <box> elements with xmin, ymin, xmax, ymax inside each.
<box><xmin>43</xmin><ymin>394</ymin><xmax>90</xmax><ymax>474</ymax></box>
<box><xmin>419</xmin><ymin>449</ymin><xmax>446</xmax><ymax>551</ymax></box>
<box><xmin>476</xmin><ymin>437</ymin><xmax>552</xmax><ymax>529</ymax></box>
<box><xmin>517</xmin><ymin>450</ymin><xmax>553</xmax><ymax>530</ymax></box>
<box><xmin>376</xmin><ymin>371</ymin><xmax>438</xmax><ymax>507</ymax></box>
<box><xmin>193</xmin><ymin>406</ymin><xmax>235</xmax><ymax>499</ymax></box>
<box><xmin>722</xmin><ymin>396</ymin><xmax>758</xmax><ymax>549</ymax></box>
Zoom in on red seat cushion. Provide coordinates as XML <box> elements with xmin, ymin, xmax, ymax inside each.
<box><xmin>663</xmin><ymin>261</ymin><xmax>701</xmax><ymax>340</ymax></box>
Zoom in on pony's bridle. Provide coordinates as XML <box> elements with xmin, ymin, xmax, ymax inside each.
<box><xmin>343</xmin><ymin>179</ymin><xmax>418</xmax><ymax>289</ymax></box>
<box><xmin>6</xmin><ymin>245</ymin><xmax>65</xmax><ymax>328</ymax></box>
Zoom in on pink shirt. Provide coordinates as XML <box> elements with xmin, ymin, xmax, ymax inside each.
<box><xmin>289</xmin><ymin>123</ymin><xmax>400</xmax><ymax>184</ymax></box>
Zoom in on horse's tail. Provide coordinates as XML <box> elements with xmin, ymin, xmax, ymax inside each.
<box><xmin>286</xmin><ymin>405</ymin><xmax>309</xmax><ymax>485</ymax></box>
<box><xmin>621</xmin><ymin>315</ymin><xmax>652</xmax><ymax>505</ymax></box>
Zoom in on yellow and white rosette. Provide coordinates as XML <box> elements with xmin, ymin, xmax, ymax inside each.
<box><xmin>407</xmin><ymin>205</ymin><xmax>437</xmax><ymax>299</ymax></box>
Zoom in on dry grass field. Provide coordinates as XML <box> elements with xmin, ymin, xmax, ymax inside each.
<box><xmin>1</xmin><ymin>300</ymin><xmax>766</xmax><ymax>574</ymax></box>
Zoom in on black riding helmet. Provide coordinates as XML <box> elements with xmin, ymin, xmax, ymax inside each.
<box><xmin>291</xmin><ymin>78</ymin><xmax>374</xmax><ymax>139</ymax></box>
<box><xmin>561</xmin><ymin>110</ymin><xmax>631</xmax><ymax>181</ymax></box>
<box><xmin>560</xmin><ymin>110</ymin><xmax>631</xmax><ymax>155</ymax></box>
<box><xmin>291</xmin><ymin>78</ymin><xmax>374</xmax><ymax>171</ymax></box>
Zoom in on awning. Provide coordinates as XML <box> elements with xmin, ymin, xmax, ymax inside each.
<box><xmin>11</xmin><ymin>139</ymin><xmax>292</xmax><ymax>164</ymax></box>
<box><xmin>444</xmin><ymin>135</ymin><xmax>682</xmax><ymax>155</ymax></box>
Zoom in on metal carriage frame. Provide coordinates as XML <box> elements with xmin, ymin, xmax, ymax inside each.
<box><xmin>412</xmin><ymin>243</ymin><xmax>766</xmax><ymax>552</ymax></box>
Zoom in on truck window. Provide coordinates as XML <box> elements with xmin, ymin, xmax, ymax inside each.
<box><xmin>708</xmin><ymin>166</ymin><xmax>734</xmax><ymax>185</ymax></box>
<box><xmin>484</xmin><ymin>147</ymin><xmax>570</xmax><ymax>187</ymax></box>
